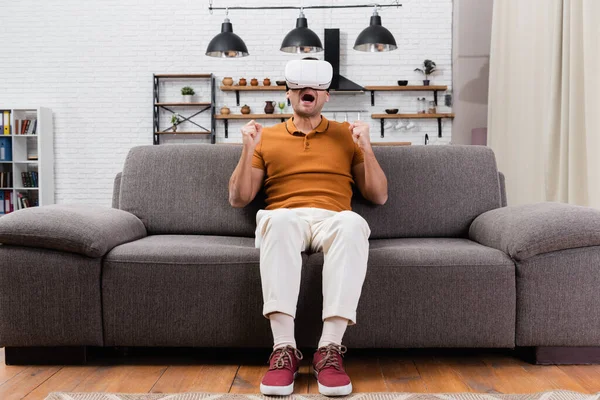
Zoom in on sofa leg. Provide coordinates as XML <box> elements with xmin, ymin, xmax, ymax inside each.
<box><xmin>530</xmin><ymin>347</ymin><xmax>600</xmax><ymax>365</ymax></box>
<box><xmin>5</xmin><ymin>346</ymin><xmax>87</xmax><ymax>365</ymax></box>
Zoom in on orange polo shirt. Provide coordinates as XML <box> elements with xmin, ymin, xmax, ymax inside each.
<box><xmin>252</xmin><ymin>116</ymin><xmax>364</xmax><ymax>212</ymax></box>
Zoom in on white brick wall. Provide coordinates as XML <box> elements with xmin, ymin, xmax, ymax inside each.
<box><xmin>0</xmin><ymin>0</ymin><xmax>452</xmax><ymax>206</ymax></box>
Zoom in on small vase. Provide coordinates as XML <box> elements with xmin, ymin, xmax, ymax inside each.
<box><xmin>220</xmin><ymin>106</ymin><xmax>231</xmax><ymax>115</ymax></box>
<box><xmin>250</xmin><ymin>78</ymin><xmax>259</xmax><ymax>86</ymax></box>
<box><xmin>183</xmin><ymin>95</ymin><xmax>193</xmax><ymax>103</ymax></box>
<box><xmin>423</xmin><ymin>80</ymin><xmax>430</xmax><ymax>86</ymax></box>
<box><xmin>264</xmin><ymin>101</ymin><xmax>275</xmax><ymax>114</ymax></box>
<box><xmin>263</xmin><ymin>78</ymin><xmax>271</xmax><ymax>86</ymax></box>
<box><xmin>238</xmin><ymin>78</ymin><xmax>247</xmax><ymax>86</ymax></box>
<box><xmin>172</xmin><ymin>125</ymin><xmax>177</xmax><ymax>132</ymax></box>
<box><xmin>222</xmin><ymin>77</ymin><xmax>234</xmax><ymax>86</ymax></box>
<box><xmin>241</xmin><ymin>105</ymin><xmax>251</xmax><ymax>114</ymax></box>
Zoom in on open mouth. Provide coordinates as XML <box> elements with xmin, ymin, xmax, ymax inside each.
<box><xmin>301</xmin><ymin>92</ymin><xmax>316</xmax><ymax>105</ymax></box>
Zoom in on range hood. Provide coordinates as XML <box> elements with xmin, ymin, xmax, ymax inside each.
<box><xmin>324</xmin><ymin>29</ymin><xmax>365</xmax><ymax>93</ymax></box>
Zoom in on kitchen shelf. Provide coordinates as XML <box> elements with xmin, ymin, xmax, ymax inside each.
<box><xmin>372</xmin><ymin>142</ymin><xmax>412</xmax><ymax>146</ymax></box>
<box><xmin>215</xmin><ymin>114</ymin><xmax>292</xmax><ymax>138</ymax></box>
<box><xmin>364</xmin><ymin>85</ymin><xmax>448</xmax><ymax>106</ymax></box>
<box><xmin>220</xmin><ymin>85</ymin><xmax>287</xmax><ymax>106</ymax></box>
<box><xmin>154</xmin><ymin>131</ymin><xmax>211</xmax><ymax>135</ymax></box>
<box><xmin>153</xmin><ymin>73</ymin><xmax>216</xmax><ymax>144</ymax></box>
<box><xmin>371</xmin><ymin>113</ymin><xmax>455</xmax><ymax>138</ymax></box>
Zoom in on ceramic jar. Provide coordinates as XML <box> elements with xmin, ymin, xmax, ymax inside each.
<box><xmin>263</xmin><ymin>78</ymin><xmax>271</xmax><ymax>86</ymax></box>
<box><xmin>241</xmin><ymin>104</ymin><xmax>251</xmax><ymax>114</ymax></box>
<box><xmin>250</xmin><ymin>78</ymin><xmax>259</xmax><ymax>86</ymax></box>
<box><xmin>238</xmin><ymin>78</ymin><xmax>247</xmax><ymax>86</ymax></box>
<box><xmin>220</xmin><ymin>106</ymin><xmax>231</xmax><ymax>115</ymax></box>
<box><xmin>222</xmin><ymin>77</ymin><xmax>234</xmax><ymax>86</ymax></box>
<box><xmin>264</xmin><ymin>101</ymin><xmax>275</xmax><ymax>114</ymax></box>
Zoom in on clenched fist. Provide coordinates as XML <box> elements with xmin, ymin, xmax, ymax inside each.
<box><xmin>241</xmin><ymin>120</ymin><xmax>263</xmax><ymax>150</ymax></box>
<box><xmin>349</xmin><ymin>120</ymin><xmax>372</xmax><ymax>151</ymax></box>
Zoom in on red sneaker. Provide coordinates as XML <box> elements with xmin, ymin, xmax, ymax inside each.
<box><xmin>312</xmin><ymin>344</ymin><xmax>352</xmax><ymax>396</ymax></box>
<box><xmin>260</xmin><ymin>345</ymin><xmax>303</xmax><ymax>396</ymax></box>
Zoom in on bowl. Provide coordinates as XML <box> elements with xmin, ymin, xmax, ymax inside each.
<box><xmin>276</xmin><ymin>80</ymin><xmax>287</xmax><ymax>86</ymax></box>
<box><xmin>385</xmin><ymin>109</ymin><xmax>399</xmax><ymax>114</ymax></box>
<box><xmin>397</xmin><ymin>80</ymin><xmax>408</xmax><ymax>86</ymax></box>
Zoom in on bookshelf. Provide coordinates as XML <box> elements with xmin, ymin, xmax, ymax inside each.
<box><xmin>0</xmin><ymin>107</ymin><xmax>54</xmax><ymax>215</ymax></box>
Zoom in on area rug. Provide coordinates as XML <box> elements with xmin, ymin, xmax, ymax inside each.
<box><xmin>44</xmin><ymin>391</ymin><xmax>600</xmax><ymax>400</ymax></box>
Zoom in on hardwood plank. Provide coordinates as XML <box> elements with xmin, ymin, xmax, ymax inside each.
<box><xmin>295</xmin><ymin>364</ymin><xmax>310</xmax><ymax>394</ymax></box>
<box><xmin>151</xmin><ymin>365</ymin><xmax>239</xmax><ymax>393</ymax></box>
<box><xmin>480</xmin><ymin>353</ymin><xmax>578</xmax><ymax>393</ymax></box>
<box><xmin>155</xmin><ymin>74</ymin><xmax>212</xmax><ymax>78</ymax></box>
<box><xmin>221</xmin><ymin>86</ymin><xmax>286</xmax><ymax>91</ymax></box>
<box><xmin>69</xmin><ymin>365</ymin><xmax>167</xmax><ymax>392</ymax></box>
<box><xmin>22</xmin><ymin>366</ymin><xmax>100</xmax><ymax>400</ymax></box>
<box><xmin>0</xmin><ymin>366</ymin><xmax>61</xmax><ymax>400</ymax></box>
<box><xmin>371</xmin><ymin>142</ymin><xmax>412</xmax><ymax>146</ymax></box>
<box><xmin>344</xmin><ymin>355</ymin><xmax>388</xmax><ymax>392</ymax></box>
<box><xmin>557</xmin><ymin>365</ymin><xmax>600</xmax><ymax>393</ymax></box>
<box><xmin>215</xmin><ymin>114</ymin><xmax>292</xmax><ymax>120</ymax></box>
<box><xmin>371</xmin><ymin>113</ymin><xmax>455</xmax><ymax>119</ymax></box>
<box><xmin>413</xmin><ymin>354</ymin><xmax>473</xmax><ymax>392</ymax></box>
<box><xmin>379</xmin><ymin>356</ymin><xmax>427</xmax><ymax>392</ymax></box>
<box><xmin>0</xmin><ymin>348</ymin><xmax>29</xmax><ymax>386</ymax></box>
<box><xmin>229</xmin><ymin>364</ymin><xmax>269</xmax><ymax>393</ymax></box>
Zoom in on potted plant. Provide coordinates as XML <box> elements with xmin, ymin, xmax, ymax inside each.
<box><xmin>181</xmin><ymin>86</ymin><xmax>195</xmax><ymax>102</ymax></box>
<box><xmin>414</xmin><ymin>59</ymin><xmax>437</xmax><ymax>86</ymax></box>
<box><xmin>171</xmin><ymin>113</ymin><xmax>180</xmax><ymax>132</ymax></box>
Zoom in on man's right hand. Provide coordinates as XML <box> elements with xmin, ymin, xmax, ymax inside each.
<box><xmin>241</xmin><ymin>120</ymin><xmax>263</xmax><ymax>149</ymax></box>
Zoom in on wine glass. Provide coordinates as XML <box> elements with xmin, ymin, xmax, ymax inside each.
<box><xmin>278</xmin><ymin>102</ymin><xmax>286</xmax><ymax>114</ymax></box>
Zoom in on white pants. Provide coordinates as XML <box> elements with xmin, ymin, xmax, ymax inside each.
<box><xmin>255</xmin><ymin>207</ymin><xmax>371</xmax><ymax>325</ymax></box>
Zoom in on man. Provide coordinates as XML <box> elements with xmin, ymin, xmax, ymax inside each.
<box><xmin>228</xmin><ymin>59</ymin><xmax>388</xmax><ymax>397</ymax></box>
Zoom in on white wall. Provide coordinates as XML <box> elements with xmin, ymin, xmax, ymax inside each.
<box><xmin>0</xmin><ymin>0</ymin><xmax>452</xmax><ymax>206</ymax></box>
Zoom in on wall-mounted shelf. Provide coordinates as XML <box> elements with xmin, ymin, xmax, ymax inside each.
<box><xmin>220</xmin><ymin>85</ymin><xmax>288</xmax><ymax>106</ymax></box>
<box><xmin>153</xmin><ymin>74</ymin><xmax>216</xmax><ymax>144</ymax></box>
<box><xmin>363</xmin><ymin>85</ymin><xmax>448</xmax><ymax>106</ymax></box>
<box><xmin>215</xmin><ymin>113</ymin><xmax>292</xmax><ymax>137</ymax></box>
<box><xmin>371</xmin><ymin>142</ymin><xmax>412</xmax><ymax>146</ymax></box>
<box><xmin>371</xmin><ymin>113</ymin><xmax>455</xmax><ymax>138</ymax></box>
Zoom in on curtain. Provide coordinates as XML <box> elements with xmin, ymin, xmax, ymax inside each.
<box><xmin>488</xmin><ymin>0</ymin><xmax>600</xmax><ymax>208</ymax></box>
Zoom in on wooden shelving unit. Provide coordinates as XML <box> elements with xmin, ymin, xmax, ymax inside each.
<box><xmin>371</xmin><ymin>113</ymin><xmax>455</xmax><ymax>138</ymax></box>
<box><xmin>215</xmin><ymin>113</ymin><xmax>292</xmax><ymax>137</ymax></box>
<box><xmin>153</xmin><ymin>74</ymin><xmax>216</xmax><ymax>144</ymax></box>
<box><xmin>364</xmin><ymin>85</ymin><xmax>448</xmax><ymax>106</ymax></box>
<box><xmin>220</xmin><ymin>85</ymin><xmax>287</xmax><ymax>106</ymax></box>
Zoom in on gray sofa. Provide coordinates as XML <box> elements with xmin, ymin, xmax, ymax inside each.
<box><xmin>1</xmin><ymin>144</ymin><xmax>600</xmax><ymax>365</ymax></box>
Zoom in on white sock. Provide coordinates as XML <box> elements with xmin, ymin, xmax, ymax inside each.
<box><xmin>318</xmin><ymin>317</ymin><xmax>349</xmax><ymax>348</ymax></box>
<box><xmin>269</xmin><ymin>312</ymin><xmax>296</xmax><ymax>350</ymax></box>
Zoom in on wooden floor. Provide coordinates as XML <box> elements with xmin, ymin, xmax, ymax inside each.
<box><xmin>1</xmin><ymin>347</ymin><xmax>600</xmax><ymax>400</ymax></box>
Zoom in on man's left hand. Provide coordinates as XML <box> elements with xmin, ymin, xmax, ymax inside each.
<box><xmin>349</xmin><ymin>120</ymin><xmax>372</xmax><ymax>151</ymax></box>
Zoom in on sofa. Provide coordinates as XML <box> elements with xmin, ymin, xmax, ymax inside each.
<box><xmin>1</xmin><ymin>144</ymin><xmax>600</xmax><ymax>365</ymax></box>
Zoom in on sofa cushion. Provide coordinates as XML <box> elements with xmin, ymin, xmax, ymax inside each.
<box><xmin>0</xmin><ymin>204</ymin><xmax>147</xmax><ymax>257</ymax></box>
<box><xmin>351</xmin><ymin>145</ymin><xmax>502</xmax><ymax>238</ymax></box>
<box><xmin>119</xmin><ymin>144</ymin><xmax>265</xmax><ymax>236</ymax></box>
<box><xmin>103</xmin><ymin>235</ymin><xmax>308</xmax><ymax>347</ymax></box>
<box><xmin>301</xmin><ymin>238</ymin><xmax>516</xmax><ymax>348</ymax></box>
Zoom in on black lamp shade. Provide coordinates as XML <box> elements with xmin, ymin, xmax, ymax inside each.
<box><xmin>280</xmin><ymin>16</ymin><xmax>323</xmax><ymax>53</ymax></box>
<box><xmin>354</xmin><ymin>15</ymin><xmax>397</xmax><ymax>52</ymax></box>
<box><xmin>206</xmin><ymin>20</ymin><xmax>249</xmax><ymax>58</ymax></box>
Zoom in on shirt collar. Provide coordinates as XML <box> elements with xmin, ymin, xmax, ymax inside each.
<box><xmin>285</xmin><ymin>115</ymin><xmax>329</xmax><ymax>135</ymax></box>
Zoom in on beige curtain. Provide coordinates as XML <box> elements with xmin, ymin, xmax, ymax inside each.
<box><xmin>488</xmin><ymin>0</ymin><xmax>600</xmax><ymax>208</ymax></box>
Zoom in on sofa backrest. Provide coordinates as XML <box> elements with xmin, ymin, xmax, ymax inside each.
<box><xmin>117</xmin><ymin>144</ymin><xmax>502</xmax><ymax>238</ymax></box>
<box><xmin>350</xmin><ymin>145</ymin><xmax>502</xmax><ymax>238</ymax></box>
<box><xmin>118</xmin><ymin>144</ymin><xmax>264</xmax><ymax>236</ymax></box>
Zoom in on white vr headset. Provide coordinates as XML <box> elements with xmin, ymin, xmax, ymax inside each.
<box><xmin>284</xmin><ymin>59</ymin><xmax>333</xmax><ymax>90</ymax></box>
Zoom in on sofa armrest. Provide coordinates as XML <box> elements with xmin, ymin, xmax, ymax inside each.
<box><xmin>0</xmin><ymin>204</ymin><xmax>147</xmax><ymax>257</ymax></box>
<box><xmin>469</xmin><ymin>202</ymin><xmax>600</xmax><ymax>261</ymax></box>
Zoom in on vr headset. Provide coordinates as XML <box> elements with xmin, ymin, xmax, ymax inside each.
<box><xmin>284</xmin><ymin>59</ymin><xmax>333</xmax><ymax>90</ymax></box>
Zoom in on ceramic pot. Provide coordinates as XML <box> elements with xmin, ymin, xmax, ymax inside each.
<box><xmin>220</xmin><ymin>106</ymin><xmax>231</xmax><ymax>115</ymax></box>
<box><xmin>222</xmin><ymin>77</ymin><xmax>234</xmax><ymax>86</ymax></box>
<box><xmin>423</xmin><ymin>80</ymin><xmax>430</xmax><ymax>86</ymax></box>
<box><xmin>263</xmin><ymin>78</ymin><xmax>271</xmax><ymax>86</ymax></box>
<box><xmin>238</xmin><ymin>78</ymin><xmax>247</xmax><ymax>86</ymax></box>
<box><xmin>241</xmin><ymin>105</ymin><xmax>251</xmax><ymax>114</ymax></box>
<box><xmin>183</xmin><ymin>95</ymin><xmax>193</xmax><ymax>103</ymax></box>
<box><xmin>250</xmin><ymin>78</ymin><xmax>259</xmax><ymax>86</ymax></box>
<box><xmin>264</xmin><ymin>101</ymin><xmax>275</xmax><ymax>114</ymax></box>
